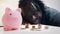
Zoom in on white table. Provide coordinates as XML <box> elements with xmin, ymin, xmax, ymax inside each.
<box><xmin>0</xmin><ymin>25</ymin><xmax>60</xmax><ymax>34</ymax></box>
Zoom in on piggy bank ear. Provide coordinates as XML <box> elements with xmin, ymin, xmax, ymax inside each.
<box><xmin>5</xmin><ymin>7</ymin><xmax>11</xmax><ymax>13</ymax></box>
<box><xmin>16</xmin><ymin>8</ymin><xmax>21</xmax><ymax>13</ymax></box>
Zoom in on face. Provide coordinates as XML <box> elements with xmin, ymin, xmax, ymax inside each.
<box><xmin>5</xmin><ymin>7</ymin><xmax>21</xmax><ymax>18</ymax></box>
<box><xmin>19</xmin><ymin>0</ymin><xmax>42</xmax><ymax>24</ymax></box>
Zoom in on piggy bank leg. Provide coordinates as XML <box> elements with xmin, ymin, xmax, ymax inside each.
<box><xmin>4</xmin><ymin>26</ymin><xmax>19</xmax><ymax>31</ymax></box>
<box><xmin>11</xmin><ymin>28</ymin><xmax>18</xmax><ymax>30</ymax></box>
<box><xmin>4</xmin><ymin>27</ymin><xmax>11</xmax><ymax>31</ymax></box>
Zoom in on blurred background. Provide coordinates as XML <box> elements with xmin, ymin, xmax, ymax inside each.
<box><xmin>0</xmin><ymin>0</ymin><xmax>60</xmax><ymax>26</ymax></box>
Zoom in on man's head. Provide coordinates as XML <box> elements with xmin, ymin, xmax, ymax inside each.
<box><xmin>18</xmin><ymin>0</ymin><xmax>45</xmax><ymax>24</ymax></box>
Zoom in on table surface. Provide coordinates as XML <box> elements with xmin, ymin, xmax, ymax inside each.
<box><xmin>0</xmin><ymin>25</ymin><xmax>60</xmax><ymax>34</ymax></box>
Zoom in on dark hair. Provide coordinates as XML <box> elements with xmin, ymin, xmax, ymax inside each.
<box><xmin>18</xmin><ymin>0</ymin><xmax>46</xmax><ymax>24</ymax></box>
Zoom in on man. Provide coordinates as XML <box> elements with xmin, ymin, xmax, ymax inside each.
<box><xmin>18</xmin><ymin>0</ymin><xmax>60</xmax><ymax>27</ymax></box>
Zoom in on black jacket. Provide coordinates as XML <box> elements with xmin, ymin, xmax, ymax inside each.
<box><xmin>42</xmin><ymin>6</ymin><xmax>60</xmax><ymax>27</ymax></box>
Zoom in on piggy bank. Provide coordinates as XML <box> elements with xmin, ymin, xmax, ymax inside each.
<box><xmin>2</xmin><ymin>7</ymin><xmax>22</xmax><ymax>31</ymax></box>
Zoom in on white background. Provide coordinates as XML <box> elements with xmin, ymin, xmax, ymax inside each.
<box><xmin>0</xmin><ymin>0</ymin><xmax>60</xmax><ymax>26</ymax></box>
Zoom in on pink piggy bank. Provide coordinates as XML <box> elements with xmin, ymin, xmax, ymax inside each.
<box><xmin>2</xmin><ymin>7</ymin><xmax>22</xmax><ymax>31</ymax></box>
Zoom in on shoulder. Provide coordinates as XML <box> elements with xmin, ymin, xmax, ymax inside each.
<box><xmin>44</xmin><ymin>6</ymin><xmax>60</xmax><ymax>17</ymax></box>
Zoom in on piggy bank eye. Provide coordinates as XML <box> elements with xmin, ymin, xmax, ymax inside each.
<box><xmin>10</xmin><ymin>13</ymin><xmax>12</xmax><ymax>15</ymax></box>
